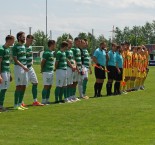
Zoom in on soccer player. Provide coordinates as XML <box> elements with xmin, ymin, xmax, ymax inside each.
<box><xmin>55</xmin><ymin>41</ymin><xmax>68</xmax><ymax>103</ymax></box>
<box><xmin>41</xmin><ymin>40</ymin><xmax>55</xmax><ymax>105</ymax></box>
<box><xmin>131</xmin><ymin>46</ymin><xmax>138</xmax><ymax>91</ymax></box>
<box><xmin>123</xmin><ymin>42</ymin><xmax>132</xmax><ymax>92</ymax></box>
<box><xmin>66</xmin><ymin>39</ymin><xmax>77</xmax><ymax>102</ymax></box>
<box><xmin>92</xmin><ymin>42</ymin><xmax>107</xmax><ymax>97</ymax></box>
<box><xmin>81</xmin><ymin>39</ymin><xmax>92</xmax><ymax>98</ymax></box>
<box><xmin>114</xmin><ymin>45</ymin><xmax>123</xmax><ymax>95</ymax></box>
<box><xmin>72</xmin><ymin>37</ymin><xmax>84</xmax><ymax>99</ymax></box>
<box><xmin>106</xmin><ymin>43</ymin><xmax>117</xmax><ymax>96</ymax></box>
<box><xmin>25</xmin><ymin>34</ymin><xmax>43</xmax><ymax>106</ymax></box>
<box><xmin>135</xmin><ymin>46</ymin><xmax>142</xmax><ymax>90</ymax></box>
<box><xmin>0</xmin><ymin>35</ymin><xmax>14</xmax><ymax>111</ymax></box>
<box><xmin>12</xmin><ymin>31</ymin><xmax>29</xmax><ymax>110</ymax></box>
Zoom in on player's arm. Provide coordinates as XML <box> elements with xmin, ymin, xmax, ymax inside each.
<box><xmin>41</xmin><ymin>59</ymin><xmax>46</xmax><ymax>73</ymax></box>
<box><xmin>13</xmin><ymin>56</ymin><xmax>28</xmax><ymax>72</ymax></box>
<box><xmin>67</xmin><ymin>59</ymin><xmax>75</xmax><ymax>71</ymax></box>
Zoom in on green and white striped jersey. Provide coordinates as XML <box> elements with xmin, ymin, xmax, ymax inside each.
<box><xmin>71</xmin><ymin>47</ymin><xmax>82</xmax><ymax>69</ymax></box>
<box><xmin>12</xmin><ymin>44</ymin><xmax>27</xmax><ymax>65</ymax></box>
<box><xmin>0</xmin><ymin>45</ymin><xmax>10</xmax><ymax>72</ymax></box>
<box><xmin>66</xmin><ymin>49</ymin><xmax>74</xmax><ymax>67</ymax></box>
<box><xmin>56</xmin><ymin>50</ymin><xmax>67</xmax><ymax>70</ymax></box>
<box><xmin>42</xmin><ymin>49</ymin><xmax>55</xmax><ymax>72</ymax></box>
<box><xmin>25</xmin><ymin>45</ymin><xmax>33</xmax><ymax>69</ymax></box>
<box><xmin>82</xmin><ymin>48</ymin><xmax>90</xmax><ymax>68</ymax></box>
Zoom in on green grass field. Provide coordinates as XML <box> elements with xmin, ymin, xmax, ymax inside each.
<box><xmin>0</xmin><ymin>65</ymin><xmax>155</xmax><ymax>145</ymax></box>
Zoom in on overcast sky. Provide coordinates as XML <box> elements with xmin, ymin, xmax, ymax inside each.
<box><xmin>0</xmin><ymin>0</ymin><xmax>155</xmax><ymax>44</ymax></box>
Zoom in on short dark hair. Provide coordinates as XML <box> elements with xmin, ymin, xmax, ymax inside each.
<box><xmin>124</xmin><ymin>41</ymin><xmax>130</xmax><ymax>45</ymax></box>
<box><xmin>48</xmin><ymin>40</ymin><xmax>55</xmax><ymax>47</ymax></box>
<box><xmin>112</xmin><ymin>43</ymin><xmax>117</xmax><ymax>47</ymax></box>
<box><xmin>74</xmin><ymin>37</ymin><xmax>80</xmax><ymax>41</ymax></box>
<box><xmin>61</xmin><ymin>41</ymin><xmax>68</xmax><ymax>48</ymax></box>
<box><xmin>16</xmin><ymin>31</ymin><xmax>25</xmax><ymax>41</ymax></box>
<box><xmin>5</xmin><ymin>35</ymin><xmax>15</xmax><ymax>42</ymax></box>
<box><xmin>27</xmin><ymin>34</ymin><xmax>34</xmax><ymax>39</ymax></box>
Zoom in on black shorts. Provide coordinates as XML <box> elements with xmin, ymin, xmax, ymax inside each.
<box><xmin>94</xmin><ymin>66</ymin><xmax>106</xmax><ymax>79</ymax></box>
<box><xmin>107</xmin><ymin>65</ymin><xmax>117</xmax><ymax>80</ymax></box>
<box><xmin>115</xmin><ymin>68</ymin><xmax>123</xmax><ymax>81</ymax></box>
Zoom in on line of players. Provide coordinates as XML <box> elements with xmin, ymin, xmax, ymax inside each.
<box><xmin>0</xmin><ymin>32</ymin><xmax>92</xmax><ymax>111</ymax></box>
<box><xmin>92</xmin><ymin>41</ymin><xmax>149</xmax><ymax>97</ymax></box>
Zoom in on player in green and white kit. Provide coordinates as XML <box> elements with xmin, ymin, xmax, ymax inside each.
<box><xmin>25</xmin><ymin>35</ymin><xmax>43</xmax><ymax>106</ymax></box>
<box><xmin>81</xmin><ymin>39</ymin><xmax>92</xmax><ymax>98</ymax></box>
<box><xmin>66</xmin><ymin>39</ymin><xmax>77</xmax><ymax>102</ymax></box>
<box><xmin>41</xmin><ymin>40</ymin><xmax>55</xmax><ymax>105</ymax></box>
<box><xmin>0</xmin><ymin>35</ymin><xmax>14</xmax><ymax>111</ymax></box>
<box><xmin>55</xmin><ymin>41</ymin><xmax>68</xmax><ymax>103</ymax></box>
<box><xmin>12</xmin><ymin>31</ymin><xmax>29</xmax><ymax>110</ymax></box>
<box><xmin>71</xmin><ymin>37</ymin><xmax>81</xmax><ymax>99</ymax></box>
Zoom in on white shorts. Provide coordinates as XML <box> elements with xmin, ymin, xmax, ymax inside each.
<box><xmin>28</xmin><ymin>67</ymin><xmax>38</xmax><ymax>84</ymax></box>
<box><xmin>82</xmin><ymin>67</ymin><xmax>89</xmax><ymax>79</ymax></box>
<box><xmin>56</xmin><ymin>69</ymin><xmax>67</xmax><ymax>87</ymax></box>
<box><xmin>43</xmin><ymin>72</ymin><xmax>54</xmax><ymax>85</ymax></box>
<box><xmin>14</xmin><ymin>65</ymin><xmax>28</xmax><ymax>86</ymax></box>
<box><xmin>67</xmin><ymin>67</ymin><xmax>73</xmax><ymax>85</ymax></box>
<box><xmin>0</xmin><ymin>72</ymin><xmax>10</xmax><ymax>89</ymax></box>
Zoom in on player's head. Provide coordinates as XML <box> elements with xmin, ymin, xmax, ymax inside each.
<box><xmin>100</xmin><ymin>41</ymin><xmax>106</xmax><ymax>50</ymax></box>
<box><xmin>116</xmin><ymin>45</ymin><xmax>122</xmax><ymax>53</ymax></box>
<box><xmin>16</xmin><ymin>31</ymin><xmax>25</xmax><ymax>43</ymax></box>
<box><xmin>137</xmin><ymin>46</ymin><xmax>142</xmax><ymax>53</ymax></box>
<box><xmin>26</xmin><ymin>35</ymin><xmax>34</xmax><ymax>46</ymax></box>
<box><xmin>67</xmin><ymin>39</ymin><xmax>73</xmax><ymax>49</ymax></box>
<box><xmin>48</xmin><ymin>40</ymin><xmax>56</xmax><ymax>50</ymax></box>
<box><xmin>132</xmin><ymin>46</ymin><xmax>137</xmax><ymax>53</ymax></box>
<box><xmin>5</xmin><ymin>35</ymin><xmax>15</xmax><ymax>46</ymax></box>
<box><xmin>61</xmin><ymin>41</ymin><xmax>68</xmax><ymax>51</ymax></box>
<box><xmin>81</xmin><ymin>39</ymin><xmax>86</xmax><ymax>49</ymax></box>
<box><xmin>84</xmin><ymin>38</ymin><xmax>88</xmax><ymax>48</ymax></box>
<box><xmin>124</xmin><ymin>41</ymin><xmax>130</xmax><ymax>50</ymax></box>
<box><xmin>74</xmin><ymin>37</ymin><xmax>80</xmax><ymax>48</ymax></box>
<box><xmin>112</xmin><ymin>43</ymin><xmax>117</xmax><ymax>51</ymax></box>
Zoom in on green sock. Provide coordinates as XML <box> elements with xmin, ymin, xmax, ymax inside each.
<box><xmin>19</xmin><ymin>90</ymin><xmax>25</xmax><ymax>105</ymax></box>
<box><xmin>14</xmin><ymin>90</ymin><xmax>20</xmax><ymax>106</ymax></box>
<box><xmin>42</xmin><ymin>89</ymin><xmax>48</xmax><ymax>100</ymax></box>
<box><xmin>46</xmin><ymin>89</ymin><xmax>51</xmax><ymax>101</ymax></box>
<box><xmin>55</xmin><ymin>87</ymin><xmax>60</xmax><ymax>102</ymax></box>
<box><xmin>67</xmin><ymin>87</ymin><xmax>70</xmax><ymax>98</ymax></box>
<box><xmin>70</xmin><ymin>87</ymin><xmax>74</xmax><ymax>96</ymax></box>
<box><xmin>63</xmin><ymin>87</ymin><xmax>67</xmax><ymax>99</ymax></box>
<box><xmin>73</xmin><ymin>87</ymin><xmax>76</xmax><ymax>96</ymax></box>
<box><xmin>32</xmin><ymin>85</ymin><xmax>37</xmax><ymax>100</ymax></box>
<box><xmin>59</xmin><ymin>87</ymin><xmax>64</xmax><ymax>101</ymax></box>
<box><xmin>83</xmin><ymin>79</ymin><xmax>88</xmax><ymax>95</ymax></box>
<box><xmin>0</xmin><ymin>89</ymin><xmax>7</xmax><ymax>106</ymax></box>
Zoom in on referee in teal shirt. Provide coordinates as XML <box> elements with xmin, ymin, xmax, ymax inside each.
<box><xmin>106</xmin><ymin>43</ymin><xmax>117</xmax><ymax>96</ymax></box>
<box><xmin>92</xmin><ymin>42</ymin><xmax>107</xmax><ymax>97</ymax></box>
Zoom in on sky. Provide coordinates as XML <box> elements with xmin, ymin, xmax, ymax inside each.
<box><xmin>0</xmin><ymin>0</ymin><xmax>155</xmax><ymax>44</ymax></box>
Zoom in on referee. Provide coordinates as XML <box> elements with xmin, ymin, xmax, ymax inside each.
<box><xmin>106</xmin><ymin>43</ymin><xmax>117</xmax><ymax>96</ymax></box>
<box><xmin>92</xmin><ymin>42</ymin><xmax>107</xmax><ymax>97</ymax></box>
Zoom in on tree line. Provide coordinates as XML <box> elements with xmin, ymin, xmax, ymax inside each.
<box><xmin>32</xmin><ymin>20</ymin><xmax>155</xmax><ymax>54</ymax></box>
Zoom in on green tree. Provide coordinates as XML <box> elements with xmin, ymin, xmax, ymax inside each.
<box><xmin>33</xmin><ymin>30</ymin><xmax>48</xmax><ymax>49</ymax></box>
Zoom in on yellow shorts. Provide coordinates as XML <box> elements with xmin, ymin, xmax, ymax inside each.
<box><xmin>124</xmin><ymin>68</ymin><xmax>132</xmax><ymax>77</ymax></box>
<box><xmin>132</xmin><ymin>67</ymin><xmax>138</xmax><ymax>77</ymax></box>
<box><xmin>140</xmin><ymin>71</ymin><xmax>146</xmax><ymax>78</ymax></box>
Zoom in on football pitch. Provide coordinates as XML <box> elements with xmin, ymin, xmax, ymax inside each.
<box><xmin>0</xmin><ymin>65</ymin><xmax>155</xmax><ymax>145</ymax></box>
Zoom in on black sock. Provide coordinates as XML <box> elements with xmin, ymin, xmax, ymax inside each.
<box><xmin>114</xmin><ymin>82</ymin><xmax>117</xmax><ymax>94</ymax></box>
<box><xmin>117</xmin><ymin>82</ymin><xmax>121</xmax><ymax>94</ymax></box>
<box><xmin>106</xmin><ymin>82</ymin><xmax>112</xmax><ymax>95</ymax></box>
<box><xmin>97</xmin><ymin>83</ymin><xmax>103</xmax><ymax>96</ymax></box>
<box><xmin>94</xmin><ymin>82</ymin><xmax>99</xmax><ymax>96</ymax></box>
